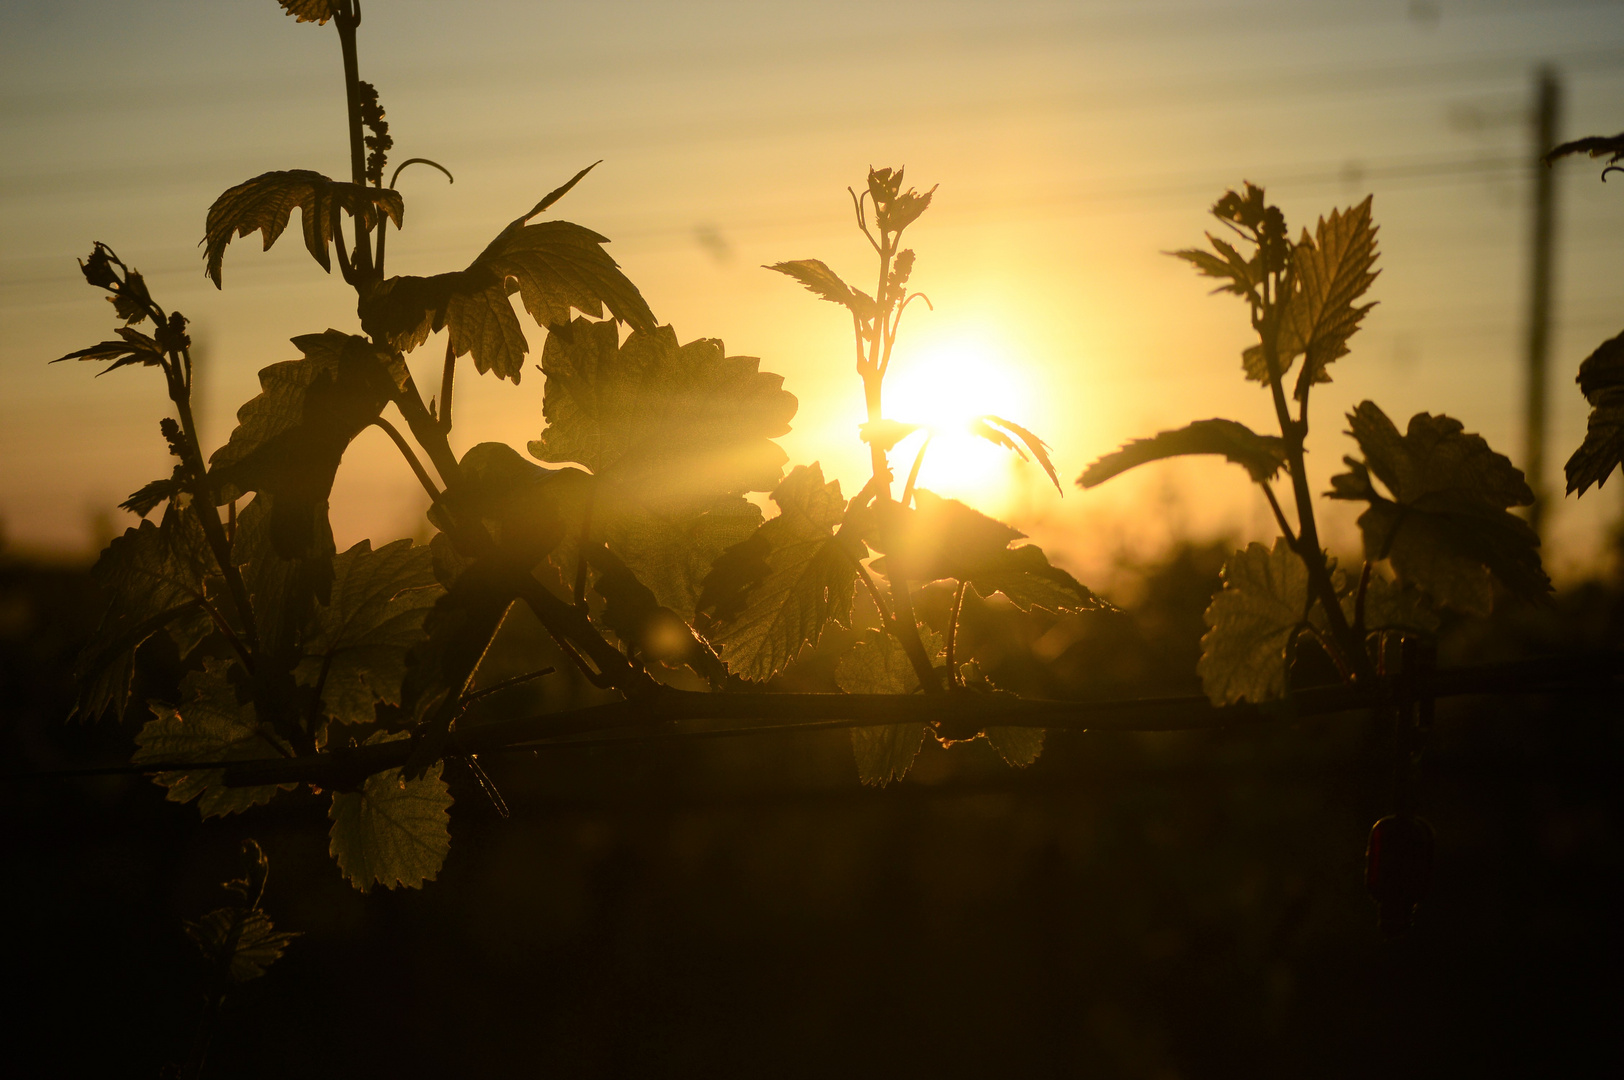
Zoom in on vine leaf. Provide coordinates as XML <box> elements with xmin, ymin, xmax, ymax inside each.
<box><xmin>208</xmin><ymin>331</ymin><xmax>404</xmax><ymax>571</ymax></box>
<box><xmin>51</xmin><ymin>326</ymin><xmax>165</xmax><ymax>375</ymax></box>
<box><xmin>1544</xmin><ymin>131</ymin><xmax>1624</xmax><ymax>168</ymax></box>
<box><xmin>133</xmin><ymin>659</ymin><xmax>294</xmax><ymax>817</ymax></box>
<box><xmin>588</xmin><ymin>545</ymin><xmax>723</xmax><ymax>676</ymax></box>
<box><xmin>963</xmin><ymin>544</ymin><xmax>1104</xmax><ymax>615</ymax></box>
<box><xmin>958</xmin><ymin>660</ymin><xmax>1046</xmax><ymax>766</ymax></box>
<box><xmin>867</xmin><ymin>167</ymin><xmax>936</xmax><ymax>234</ymax></box>
<box><xmin>530</xmin><ymin>317</ymin><xmax>795</xmax><ymax>509</ymax></box>
<box><xmin>295</xmin><ymin>539</ymin><xmax>442</xmax><ymax>728</ymax></box>
<box><xmin>764</xmin><ymin>259</ymin><xmax>876</xmax><ymax>322</ymax></box>
<box><xmin>278</xmin><ymin>0</ymin><xmax>338</xmax><ymax>24</ymax></box>
<box><xmin>203</xmin><ymin>170</ymin><xmax>403</xmax><ymax>287</ymax></box>
<box><xmin>1328</xmin><ymin>401</ymin><xmax>1549</xmax><ymax>617</ymax></box>
<box><xmin>231</xmin><ymin>492</ymin><xmax>332</xmax><ymax>665</ymax></box>
<box><xmin>1079</xmin><ymin>418</ymin><xmax>1287</xmax><ymax>488</ymax></box>
<box><xmin>1241</xmin><ymin>196</ymin><xmax>1379</xmax><ymax>389</ymax></box>
<box><xmin>967</xmin><ymin>415</ymin><xmax>1061</xmax><ymax>492</ymax></box>
<box><xmin>984</xmin><ymin>725</ymin><xmax>1046</xmax><ymax>768</ymax></box>
<box><xmin>404</xmin><ymin>444</ymin><xmax>588</xmax><ymax>728</ymax></box>
<box><xmin>695</xmin><ymin>464</ymin><xmax>860</xmax><ymax>682</ymax></box>
<box><xmin>437</xmin><ymin>442</ymin><xmax>592</xmax><ymax>569</ymax></box>
<box><xmin>1198</xmin><ymin>539</ymin><xmax>1308</xmax><ymax>706</ymax></box>
<box><xmin>870</xmin><ymin>491</ymin><xmax>1103</xmax><ymax>614</ymax></box>
<box><xmin>835</xmin><ymin>627</ymin><xmax>943</xmax><ymax>786</ymax></box>
<box><xmin>1565</xmin><ymin>330</ymin><xmax>1624</xmax><ymax>496</ymax></box>
<box><xmin>122</xmin><ymin>473</ymin><xmax>187</xmax><ymax>518</ymax></box>
<box><xmin>1172</xmin><ymin>234</ymin><xmax>1259</xmax><ymax>296</ymax></box>
<box><xmin>1346</xmin><ymin>573</ymin><xmax>1441</xmax><ymax>636</ymax></box>
<box><xmin>184</xmin><ymin>907</ymin><xmax>299</xmax><ymax>984</ymax></box>
<box><xmin>359</xmin><ymin>172</ymin><xmax>656</xmax><ymax>383</ymax></box>
<box><xmin>328</xmin><ymin>736</ymin><xmax>453</xmax><ymax>892</ymax></box>
<box><xmin>529</xmin><ymin>317</ymin><xmax>793</xmax><ymax>618</ymax></box>
<box><xmin>73</xmin><ymin>510</ymin><xmax>211</xmax><ymax>722</ymax></box>
<box><xmin>859</xmin><ymin>419</ymin><xmax>921</xmax><ymax>452</ymax></box>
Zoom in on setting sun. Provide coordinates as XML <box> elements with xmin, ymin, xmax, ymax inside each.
<box><xmin>881</xmin><ymin>328</ymin><xmax>1051</xmax><ymax>513</ymax></box>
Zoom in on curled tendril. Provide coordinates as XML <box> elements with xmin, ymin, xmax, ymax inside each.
<box><xmin>389</xmin><ymin>157</ymin><xmax>455</xmax><ymax>189</ymax></box>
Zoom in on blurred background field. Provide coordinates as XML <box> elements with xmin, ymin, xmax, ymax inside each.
<box><xmin>5</xmin><ymin>534</ymin><xmax>1621</xmax><ymax>1076</ymax></box>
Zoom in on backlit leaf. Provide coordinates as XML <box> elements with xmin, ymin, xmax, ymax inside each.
<box><xmin>74</xmin><ymin>510</ymin><xmax>211</xmax><ymax>722</ymax></box>
<box><xmin>968</xmin><ymin>415</ymin><xmax>1061</xmax><ymax>492</ymax></box>
<box><xmin>121</xmin><ymin>472</ymin><xmax>187</xmax><ymax>518</ymax></box>
<box><xmin>328</xmin><ymin>738</ymin><xmax>453</xmax><ymax>892</ymax></box>
<box><xmin>984</xmin><ymin>724</ymin><xmax>1046</xmax><ymax>768</ymax></box>
<box><xmin>295</xmin><ymin>539</ymin><xmax>442</xmax><ymax>727</ymax></box>
<box><xmin>696</xmin><ymin>464</ymin><xmax>860</xmax><ymax>682</ymax></box>
<box><xmin>529</xmin><ymin>317</ymin><xmax>793</xmax><ymax>620</ymax></box>
<box><xmin>765</xmin><ymin>259</ymin><xmax>876</xmax><ymax>321</ymax></box>
<box><xmin>360</xmin><ymin>178</ymin><xmax>655</xmax><ymax>383</ymax></box>
<box><xmin>835</xmin><ymin>627</ymin><xmax>942</xmax><ymax>786</ymax></box>
<box><xmin>184</xmin><ymin>907</ymin><xmax>299</xmax><ymax>984</ymax></box>
<box><xmin>208</xmin><ymin>331</ymin><xmax>402</xmax><ymax>569</ymax></box>
<box><xmin>859</xmin><ymin>419</ymin><xmax>921</xmax><ymax>452</ymax></box>
<box><xmin>203</xmin><ymin>170</ymin><xmax>403</xmax><ymax>287</ymax></box>
<box><xmin>1079</xmin><ymin>418</ymin><xmax>1287</xmax><ymax>488</ymax></box>
<box><xmin>278</xmin><ymin>0</ymin><xmax>337</xmax><ymax>23</ymax></box>
<box><xmin>588</xmin><ymin>545</ymin><xmax>721</xmax><ymax>675</ymax></box>
<box><xmin>597</xmin><ymin>495</ymin><xmax>764</xmax><ymax>622</ymax></box>
<box><xmin>51</xmin><ymin>326</ymin><xmax>165</xmax><ymax>375</ymax></box>
<box><xmin>1329</xmin><ymin>401</ymin><xmax>1549</xmax><ymax>616</ymax></box>
<box><xmin>1198</xmin><ymin>539</ymin><xmax>1308</xmax><ymax>706</ymax></box>
<box><xmin>1245</xmin><ymin>196</ymin><xmax>1379</xmax><ymax>391</ymax></box>
<box><xmin>954</xmin><ymin>659</ymin><xmax>1045</xmax><ymax>766</ymax></box>
<box><xmin>1543</xmin><ymin>131</ymin><xmax>1624</xmax><ymax>168</ymax></box>
<box><xmin>1349</xmin><ymin>573</ymin><xmax>1441</xmax><ymax>636</ymax></box>
<box><xmin>867</xmin><ymin>167</ymin><xmax>936</xmax><ymax>234</ymax></box>
<box><xmin>1172</xmin><ymin>234</ymin><xmax>1258</xmax><ymax>296</ymax></box>
<box><xmin>871</xmin><ymin>491</ymin><xmax>1103</xmax><ymax>614</ymax></box>
<box><xmin>1565</xmin><ymin>330</ymin><xmax>1624</xmax><ymax>495</ymax></box>
<box><xmin>231</xmin><ymin>492</ymin><xmax>333</xmax><ymax>659</ymax></box>
<box><xmin>964</xmin><ymin>543</ymin><xmax>1103</xmax><ymax>615</ymax></box>
<box><xmin>530</xmin><ymin>317</ymin><xmax>795</xmax><ymax>508</ymax></box>
<box><xmin>404</xmin><ymin>445</ymin><xmax>587</xmax><ymax>728</ymax></box>
<box><xmin>134</xmin><ymin>659</ymin><xmax>293</xmax><ymax>817</ymax></box>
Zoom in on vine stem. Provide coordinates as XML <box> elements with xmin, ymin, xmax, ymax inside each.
<box><xmin>857</xmin><ymin>211</ymin><xmax>941</xmax><ymax>694</ymax></box>
<box><xmin>22</xmin><ymin>652</ymin><xmax>1615</xmax><ymax>786</ymax></box>
<box><xmin>334</xmin><ymin>4</ymin><xmax>373</xmax><ymax>281</ymax></box>
<box><xmin>946</xmin><ymin>580</ymin><xmax>968</xmax><ymax>689</ymax></box>
<box><xmin>438</xmin><ymin>338</ymin><xmax>455</xmax><ymax>431</ymax></box>
<box><xmin>165</xmin><ymin>341</ymin><xmax>260</xmax><ymax>661</ymax></box>
<box><xmin>111</xmin><ymin>650</ymin><xmax>1609</xmax><ymax>789</ymax></box>
<box><xmin>1260</xmin><ymin>480</ymin><xmax>1297</xmax><ymax>549</ymax></box>
<box><xmin>1257</xmin><ymin>268</ymin><xmax>1368</xmax><ymax>681</ymax></box>
<box><xmin>368</xmin><ymin>417</ymin><xmax>441</xmax><ymax>502</ymax></box>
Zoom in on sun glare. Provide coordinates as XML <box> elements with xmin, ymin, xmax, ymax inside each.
<box><xmin>881</xmin><ymin>331</ymin><xmax>1046</xmax><ymax>513</ymax></box>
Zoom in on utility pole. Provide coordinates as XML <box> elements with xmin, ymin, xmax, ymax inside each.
<box><xmin>1523</xmin><ymin>67</ymin><xmax>1561</xmax><ymax>535</ymax></box>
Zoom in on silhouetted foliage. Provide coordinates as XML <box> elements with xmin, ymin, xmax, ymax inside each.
<box><xmin>33</xmin><ymin>5</ymin><xmax>1624</xmax><ymax>1071</ymax></box>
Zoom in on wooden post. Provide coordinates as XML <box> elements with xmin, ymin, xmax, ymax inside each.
<box><xmin>1523</xmin><ymin>67</ymin><xmax>1561</xmax><ymax>535</ymax></box>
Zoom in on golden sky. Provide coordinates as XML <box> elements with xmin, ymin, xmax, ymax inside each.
<box><xmin>4</xmin><ymin>0</ymin><xmax>1624</xmax><ymax>585</ymax></box>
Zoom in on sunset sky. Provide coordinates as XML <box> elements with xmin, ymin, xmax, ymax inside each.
<box><xmin>4</xmin><ymin>0</ymin><xmax>1623</xmax><ymax>587</ymax></box>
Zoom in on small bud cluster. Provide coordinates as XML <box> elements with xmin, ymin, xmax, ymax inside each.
<box><xmin>358</xmin><ymin>81</ymin><xmax>392</xmax><ymax>187</ymax></box>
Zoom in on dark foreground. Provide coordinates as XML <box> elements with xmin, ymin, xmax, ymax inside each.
<box><xmin>4</xmin><ymin>540</ymin><xmax>1621</xmax><ymax>1077</ymax></box>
